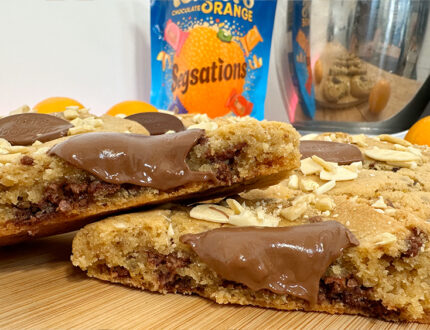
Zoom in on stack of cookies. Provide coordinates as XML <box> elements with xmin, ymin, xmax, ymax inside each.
<box><xmin>2</xmin><ymin>108</ymin><xmax>430</xmax><ymax>324</ymax></box>
<box><xmin>322</xmin><ymin>53</ymin><xmax>374</xmax><ymax>104</ymax></box>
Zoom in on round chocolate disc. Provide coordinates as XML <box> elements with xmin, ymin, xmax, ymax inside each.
<box><xmin>300</xmin><ymin>140</ymin><xmax>363</xmax><ymax>165</ymax></box>
<box><xmin>0</xmin><ymin>113</ymin><xmax>73</xmax><ymax>145</ymax></box>
<box><xmin>125</xmin><ymin>112</ymin><xmax>185</xmax><ymax>135</ymax></box>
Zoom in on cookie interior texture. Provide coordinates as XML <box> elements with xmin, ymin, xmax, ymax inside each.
<box><xmin>0</xmin><ymin>114</ymin><xmax>300</xmax><ymax>245</ymax></box>
<box><xmin>71</xmin><ymin>197</ymin><xmax>430</xmax><ymax>324</ymax></box>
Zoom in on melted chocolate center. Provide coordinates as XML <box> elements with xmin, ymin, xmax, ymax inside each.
<box><xmin>181</xmin><ymin>221</ymin><xmax>359</xmax><ymax>305</ymax></box>
<box><xmin>48</xmin><ymin>129</ymin><xmax>217</xmax><ymax>191</ymax></box>
<box><xmin>125</xmin><ymin>112</ymin><xmax>185</xmax><ymax>135</ymax></box>
<box><xmin>300</xmin><ymin>140</ymin><xmax>363</xmax><ymax>165</ymax></box>
<box><xmin>0</xmin><ymin>113</ymin><xmax>73</xmax><ymax>145</ymax></box>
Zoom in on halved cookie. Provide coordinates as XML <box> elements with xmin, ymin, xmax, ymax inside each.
<box><xmin>0</xmin><ymin>112</ymin><xmax>299</xmax><ymax>245</ymax></box>
<box><xmin>71</xmin><ymin>195</ymin><xmax>430</xmax><ymax>323</ymax></box>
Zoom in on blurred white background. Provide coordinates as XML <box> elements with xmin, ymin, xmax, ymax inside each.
<box><xmin>1</xmin><ymin>0</ymin><xmax>429</xmax><ymax>120</ymax></box>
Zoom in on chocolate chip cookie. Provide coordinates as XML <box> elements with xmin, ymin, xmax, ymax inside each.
<box><xmin>0</xmin><ymin>111</ymin><xmax>300</xmax><ymax>245</ymax></box>
<box><xmin>71</xmin><ymin>193</ymin><xmax>430</xmax><ymax>323</ymax></box>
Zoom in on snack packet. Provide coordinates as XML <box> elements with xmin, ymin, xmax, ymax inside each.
<box><xmin>150</xmin><ymin>0</ymin><xmax>277</xmax><ymax>120</ymax></box>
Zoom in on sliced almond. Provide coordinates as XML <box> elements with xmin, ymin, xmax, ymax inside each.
<box><xmin>320</xmin><ymin>167</ymin><xmax>358</xmax><ymax>181</ymax></box>
<box><xmin>288</xmin><ymin>174</ymin><xmax>299</xmax><ymax>189</ymax></box>
<box><xmin>300</xmin><ymin>133</ymin><xmax>318</xmax><ymax>141</ymax></box>
<box><xmin>364</xmin><ymin>147</ymin><xmax>420</xmax><ymax>162</ymax></box>
<box><xmin>300</xmin><ymin>178</ymin><xmax>320</xmax><ymax>192</ymax></box>
<box><xmin>345</xmin><ymin>161</ymin><xmax>362</xmax><ymax>172</ymax></box>
<box><xmin>9</xmin><ymin>104</ymin><xmax>31</xmax><ymax>115</ymax></box>
<box><xmin>292</xmin><ymin>193</ymin><xmax>316</xmax><ymax>206</ymax></box>
<box><xmin>350</xmin><ymin>134</ymin><xmax>368</xmax><ymax>147</ymax></box>
<box><xmin>372</xmin><ymin>232</ymin><xmax>397</xmax><ymax>246</ymax></box>
<box><xmin>311</xmin><ymin>155</ymin><xmax>337</xmax><ymax>172</ymax></box>
<box><xmin>226</xmin><ymin>198</ymin><xmax>244</xmax><ymax>215</ymax></box>
<box><xmin>407</xmin><ymin>146</ymin><xmax>422</xmax><ymax>157</ymax></box>
<box><xmin>0</xmin><ymin>153</ymin><xmax>21</xmax><ymax>164</ymax></box>
<box><xmin>229</xmin><ymin>208</ymin><xmax>280</xmax><ymax>227</ymax></box>
<box><xmin>315</xmin><ymin>180</ymin><xmax>336</xmax><ymax>195</ymax></box>
<box><xmin>189</xmin><ymin>204</ymin><xmax>233</xmax><ymax>223</ymax></box>
<box><xmin>281</xmin><ymin>203</ymin><xmax>307</xmax><ymax>221</ymax></box>
<box><xmin>0</xmin><ymin>138</ymin><xmax>11</xmax><ymax>149</ymax></box>
<box><xmin>64</xmin><ymin>108</ymin><xmax>79</xmax><ymax>120</ymax></box>
<box><xmin>378</xmin><ymin>134</ymin><xmax>411</xmax><ymax>147</ymax></box>
<box><xmin>8</xmin><ymin>145</ymin><xmax>28</xmax><ymax>154</ymax></box>
<box><xmin>188</xmin><ymin>121</ymin><xmax>218</xmax><ymax>131</ymax></box>
<box><xmin>386</xmin><ymin>160</ymin><xmax>417</xmax><ymax>169</ymax></box>
<box><xmin>315</xmin><ymin>196</ymin><xmax>335</xmax><ymax>211</ymax></box>
<box><xmin>371</xmin><ymin>196</ymin><xmax>387</xmax><ymax>209</ymax></box>
<box><xmin>300</xmin><ymin>157</ymin><xmax>323</xmax><ymax>175</ymax></box>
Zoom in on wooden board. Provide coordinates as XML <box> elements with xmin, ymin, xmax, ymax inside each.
<box><xmin>1</xmin><ymin>232</ymin><xmax>427</xmax><ymax>329</ymax></box>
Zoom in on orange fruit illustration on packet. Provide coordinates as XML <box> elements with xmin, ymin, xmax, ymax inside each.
<box><xmin>164</xmin><ymin>20</ymin><xmax>258</xmax><ymax>118</ymax></box>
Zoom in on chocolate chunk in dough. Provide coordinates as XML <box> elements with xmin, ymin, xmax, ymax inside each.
<box><xmin>125</xmin><ymin>112</ymin><xmax>185</xmax><ymax>135</ymax></box>
<box><xmin>48</xmin><ymin>129</ymin><xmax>217</xmax><ymax>191</ymax></box>
<box><xmin>181</xmin><ymin>221</ymin><xmax>359</xmax><ymax>305</ymax></box>
<box><xmin>300</xmin><ymin>140</ymin><xmax>363</xmax><ymax>165</ymax></box>
<box><xmin>0</xmin><ymin>113</ymin><xmax>73</xmax><ymax>145</ymax></box>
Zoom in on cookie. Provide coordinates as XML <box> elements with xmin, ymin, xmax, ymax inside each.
<box><xmin>0</xmin><ymin>112</ymin><xmax>300</xmax><ymax>245</ymax></box>
<box><xmin>71</xmin><ymin>194</ymin><xmax>430</xmax><ymax>323</ymax></box>
<box><xmin>322</xmin><ymin>76</ymin><xmax>350</xmax><ymax>103</ymax></box>
<box><xmin>348</xmin><ymin>63</ymin><xmax>367</xmax><ymax>76</ymax></box>
<box><xmin>350</xmin><ymin>75</ymin><xmax>373</xmax><ymax>98</ymax></box>
<box><xmin>245</xmin><ymin>132</ymin><xmax>430</xmax><ymax>223</ymax></box>
<box><xmin>328</xmin><ymin>65</ymin><xmax>349</xmax><ymax>76</ymax></box>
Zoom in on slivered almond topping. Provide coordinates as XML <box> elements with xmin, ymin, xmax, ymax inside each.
<box><xmin>407</xmin><ymin>146</ymin><xmax>422</xmax><ymax>157</ymax></box>
<box><xmin>9</xmin><ymin>105</ymin><xmax>31</xmax><ymax>115</ymax></box>
<box><xmin>372</xmin><ymin>196</ymin><xmax>387</xmax><ymax>209</ymax></box>
<box><xmin>0</xmin><ymin>153</ymin><xmax>21</xmax><ymax>164</ymax></box>
<box><xmin>226</xmin><ymin>199</ymin><xmax>244</xmax><ymax>215</ymax></box>
<box><xmin>167</xmin><ymin>223</ymin><xmax>175</xmax><ymax>236</ymax></box>
<box><xmin>188</xmin><ymin>121</ymin><xmax>218</xmax><ymax>131</ymax></box>
<box><xmin>300</xmin><ymin>178</ymin><xmax>320</xmax><ymax>192</ymax></box>
<box><xmin>189</xmin><ymin>204</ymin><xmax>232</xmax><ymax>223</ymax></box>
<box><xmin>393</xmin><ymin>144</ymin><xmax>408</xmax><ymax>152</ymax></box>
<box><xmin>0</xmin><ymin>138</ymin><xmax>11</xmax><ymax>149</ymax></box>
<box><xmin>364</xmin><ymin>147</ymin><xmax>420</xmax><ymax>162</ymax></box>
<box><xmin>300</xmin><ymin>133</ymin><xmax>318</xmax><ymax>141</ymax></box>
<box><xmin>350</xmin><ymin>134</ymin><xmax>368</xmax><ymax>147</ymax></box>
<box><xmin>190</xmin><ymin>200</ymin><xmax>280</xmax><ymax>227</ymax></box>
<box><xmin>292</xmin><ymin>193</ymin><xmax>316</xmax><ymax>206</ymax></box>
<box><xmin>288</xmin><ymin>174</ymin><xmax>299</xmax><ymax>189</ymax></box>
<box><xmin>315</xmin><ymin>196</ymin><xmax>335</xmax><ymax>211</ymax></box>
<box><xmin>64</xmin><ymin>108</ymin><xmax>79</xmax><ymax>120</ymax></box>
<box><xmin>315</xmin><ymin>180</ymin><xmax>336</xmax><ymax>195</ymax></box>
<box><xmin>320</xmin><ymin>167</ymin><xmax>358</xmax><ymax>181</ymax></box>
<box><xmin>300</xmin><ymin>157</ymin><xmax>323</xmax><ymax>175</ymax></box>
<box><xmin>311</xmin><ymin>155</ymin><xmax>336</xmax><ymax>172</ymax></box>
<box><xmin>281</xmin><ymin>203</ymin><xmax>307</xmax><ymax>221</ymax></box>
<box><xmin>378</xmin><ymin>134</ymin><xmax>411</xmax><ymax>147</ymax></box>
<box><xmin>372</xmin><ymin>232</ymin><xmax>397</xmax><ymax>246</ymax></box>
<box><xmin>209</xmin><ymin>206</ymin><xmax>231</xmax><ymax>218</ymax></box>
<box><xmin>386</xmin><ymin>160</ymin><xmax>417</xmax><ymax>169</ymax></box>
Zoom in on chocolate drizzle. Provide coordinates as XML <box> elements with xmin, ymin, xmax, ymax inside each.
<box><xmin>300</xmin><ymin>140</ymin><xmax>363</xmax><ymax>165</ymax></box>
<box><xmin>48</xmin><ymin>129</ymin><xmax>217</xmax><ymax>191</ymax></box>
<box><xmin>180</xmin><ymin>221</ymin><xmax>359</xmax><ymax>305</ymax></box>
<box><xmin>0</xmin><ymin>113</ymin><xmax>73</xmax><ymax>145</ymax></box>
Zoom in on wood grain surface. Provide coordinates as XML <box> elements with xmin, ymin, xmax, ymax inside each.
<box><xmin>1</xmin><ymin>232</ymin><xmax>428</xmax><ymax>329</ymax></box>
